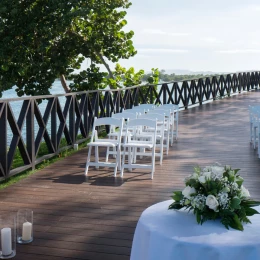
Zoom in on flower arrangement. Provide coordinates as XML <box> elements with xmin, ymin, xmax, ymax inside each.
<box><xmin>169</xmin><ymin>164</ymin><xmax>260</xmax><ymax>231</ymax></box>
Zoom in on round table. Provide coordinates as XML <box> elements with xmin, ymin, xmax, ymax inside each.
<box><xmin>130</xmin><ymin>200</ymin><xmax>260</xmax><ymax>260</ymax></box>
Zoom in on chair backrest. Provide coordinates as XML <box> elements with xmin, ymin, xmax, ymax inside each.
<box><xmin>91</xmin><ymin>117</ymin><xmax>124</xmax><ymax>141</ymax></box>
<box><xmin>150</xmin><ymin>109</ymin><xmax>171</xmax><ymax>117</ymax></box>
<box><xmin>138</xmin><ymin>113</ymin><xmax>165</xmax><ymax>134</ymax></box>
<box><xmin>138</xmin><ymin>113</ymin><xmax>165</xmax><ymax>122</ymax></box>
<box><xmin>134</xmin><ymin>104</ymin><xmax>155</xmax><ymax>110</ymax></box>
<box><xmin>112</xmin><ymin>112</ymin><xmax>138</xmax><ymax>120</ymax></box>
<box><xmin>157</xmin><ymin>104</ymin><xmax>179</xmax><ymax>121</ymax></box>
<box><xmin>128</xmin><ymin>107</ymin><xmax>148</xmax><ymax>114</ymax></box>
<box><xmin>126</xmin><ymin>118</ymin><xmax>157</xmax><ymax>129</ymax></box>
<box><xmin>125</xmin><ymin>118</ymin><xmax>157</xmax><ymax>144</ymax></box>
<box><xmin>159</xmin><ymin>104</ymin><xmax>179</xmax><ymax>111</ymax></box>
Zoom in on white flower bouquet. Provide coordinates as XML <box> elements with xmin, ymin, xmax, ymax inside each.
<box><xmin>169</xmin><ymin>164</ymin><xmax>260</xmax><ymax>231</ymax></box>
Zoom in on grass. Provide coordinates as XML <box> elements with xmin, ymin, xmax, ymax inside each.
<box><xmin>0</xmin><ymin>128</ymin><xmax>109</xmax><ymax>190</ymax></box>
<box><xmin>0</xmin><ymin>140</ymin><xmax>88</xmax><ymax>190</ymax></box>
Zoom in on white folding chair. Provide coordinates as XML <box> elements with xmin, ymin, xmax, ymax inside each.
<box><xmin>249</xmin><ymin>105</ymin><xmax>260</xmax><ymax>148</ymax></box>
<box><xmin>105</xmin><ymin>112</ymin><xmax>138</xmax><ymax>160</ymax></box>
<box><xmin>134</xmin><ymin>104</ymin><xmax>155</xmax><ymax>111</ymax></box>
<box><xmin>257</xmin><ymin>112</ymin><xmax>260</xmax><ymax>158</ymax></box>
<box><xmin>121</xmin><ymin>118</ymin><xmax>157</xmax><ymax>179</ymax></box>
<box><xmin>138</xmin><ymin>113</ymin><xmax>165</xmax><ymax>164</ymax></box>
<box><xmin>85</xmin><ymin>117</ymin><xmax>124</xmax><ymax>177</ymax></box>
<box><xmin>157</xmin><ymin>104</ymin><xmax>179</xmax><ymax>142</ymax></box>
<box><xmin>124</xmin><ymin>107</ymin><xmax>147</xmax><ymax>115</ymax></box>
<box><xmin>150</xmin><ymin>109</ymin><xmax>171</xmax><ymax>152</ymax></box>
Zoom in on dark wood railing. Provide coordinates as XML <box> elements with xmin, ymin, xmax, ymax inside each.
<box><xmin>0</xmin><ymin>71</ymin><xmax>260</xmax><ymax>180</ymax></box>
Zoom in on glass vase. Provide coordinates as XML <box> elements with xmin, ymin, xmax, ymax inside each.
<box><xmin>17</xmin><ymin>209</ymin><xmax>33</xmax><ymax>244</ymax></box>
<box><xmin>0</xmin><ymin>213</ymin><xmax>16</xmax><ymax>259</ymax></box>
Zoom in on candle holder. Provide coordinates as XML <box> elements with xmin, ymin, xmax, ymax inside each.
<box><xmin>17</xmin><ymin>209</ymin><xmax>33</xmax><ymax>244</ymax></box>
<box><xmin>0</xmin><ymin>213</ymin><xmax>16</xmax><ymax>259</ymax></box>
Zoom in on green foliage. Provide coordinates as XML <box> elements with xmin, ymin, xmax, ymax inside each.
<box><xmin>103</xmin><ymin>63</ymin><xmax>145</xmax><ymax>88</ymax></box>
<box><xmin>0</xmin><ymin>0</ymin><xmax>136</xmax><ymax>97</ymax></box>
<box><xmin>169</xmin><ymin>164</ymin><xmax>260</xmax><ymax>231</ymax></box>
<box><xmin>142</xmin><ymin>69</ymin><xmax>217</xmax><ymax>83</ymax></box>
<box><xmin>69</xmin><ymin>64</ymin><xmax>108</xmax><ymax>91</ymax></box>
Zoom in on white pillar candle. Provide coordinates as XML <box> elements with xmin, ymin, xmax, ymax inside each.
<box><xmin>22</xmin><ymin>222</ymin><xmax>32</xmax><ymax>241</ymax></box>
<box><xmin>1</xmin><ymin>227</ymin><xmax>12</xmax><ymax>256</ymax></box>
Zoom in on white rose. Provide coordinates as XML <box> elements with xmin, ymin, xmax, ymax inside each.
<box><xmin>191</xmin><ymin>172</ymin><xmax>199</xmax><ymax>179</ymax></box>
<box><xmin>203</xmin><ymin>172</ymin><xmax>211</xmax><ymax>180</ymax></box>
<box><xmin>206</xmin><ymin>195</ymin><xmax>219</xmax><ymax>212</ymax></box>
<box><xmin>198</xmin><ymin>175</ymin><xmax>206</xmax><ymax>184</ymax></box>
<box><xmin>241</xmin><ymin>186</ymin><xmax>250</xmax><ymax>198</ymax></box>
<box><xmin>211</xmin><ymin>166</ymin><xmax>224</xmax><ymax>177</ymax></box>
<box><xmin>182</xmin><ymin>186</ymin><xmax>196</xmax><ymax>199</ymax></box>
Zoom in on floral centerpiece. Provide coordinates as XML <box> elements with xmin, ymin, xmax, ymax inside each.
<box><xmin>169</xmin><ymin>164</ymin><xmax>260</xmax><ymax>231</ymax></box>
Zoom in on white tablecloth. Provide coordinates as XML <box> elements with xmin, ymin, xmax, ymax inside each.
<box><xmin>130</xmin><ymin>200</ymin><xmax>260</xmax><ymax>260</ymax></box>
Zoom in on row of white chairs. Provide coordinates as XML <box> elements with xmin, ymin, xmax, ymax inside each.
<box><xmin>249</xmin><ymin>105</ymin><xmax>260</xmax><ymax>158</ymax></box>
<box><xmin>85</xmin><ymin>104</ymin><xmax>179</xmax><ymax>179</ymax></box>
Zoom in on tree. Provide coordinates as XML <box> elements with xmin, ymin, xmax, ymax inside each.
<box><xmin>0</xmin><ymin>0</ymin><xmax>137</xmax><ymax>97</ymax></box>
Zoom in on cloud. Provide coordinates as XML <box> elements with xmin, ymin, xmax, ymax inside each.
<box><xmin>138</xmin><ymin>48</ymin><xmax>189</xmax><ymax>53</ymax></box>
<box><xmin>216</xmin><ymin>49</ymin><xmax>260</xmax><ymax>54</ymax></box>
<box><xmin>201</xmin><ymin>37</ymin><xmax>223</xmax><ymax>44</ymax></box>
<box><xmin>142</xmin><ymin>29</ymin><xmax>191</xmax><ymax>37</ymax></box>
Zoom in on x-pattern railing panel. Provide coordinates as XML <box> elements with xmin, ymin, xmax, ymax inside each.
<box><xmin>0</xmin><ymin>71</ymin><xmax>259</xmax><ymax>179</ymax></box>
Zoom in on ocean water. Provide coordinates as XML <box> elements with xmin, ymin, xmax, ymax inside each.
<box><xmin>2</xmin><ymin>80</ymin><xmax>68</xmax><ymax>146</ymax></box>
<box><xmin>2</xmin><ymin>80</ymin><xmax>65</xmax><ymax>99</ymax></box>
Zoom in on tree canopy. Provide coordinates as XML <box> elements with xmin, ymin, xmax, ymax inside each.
<box><xmin>0</xmin><ymin>0</ymin><xmax>137</xmax><ymax>97</ymax></box>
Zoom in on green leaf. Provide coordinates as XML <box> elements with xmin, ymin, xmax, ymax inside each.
<box><xmin>196</xmin><ymin>211</ymin><xmax>201</xmax><ymax>224</ymax></box>
<box><xmin>231</xmin><ymin>197</ymin><xmax>241</xmax><ymax>209</ymax></box>
<box><xmin>172</xmin><ymin>191</ymin><xmax>183</xmax><ymax>202</ymax></box>
<box><xmin>229</xmin><ymin>214</ymin><xmax>244</xmax><ymax>231</ymax></box>
<box><xmin>168</xmin><ymin>201</ymin><xmax>183</xmax><ymax>210</ymax></box>
<box><xmin>245</xmin><ymin>207</ymin><xmax>259</xmax><ymax>216</ymax></box>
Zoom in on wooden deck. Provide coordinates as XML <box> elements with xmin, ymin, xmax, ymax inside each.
<box><xmin>1</xmin><ymin>90</ymin><xmax>260</xmax><ymax>260</ymax></box>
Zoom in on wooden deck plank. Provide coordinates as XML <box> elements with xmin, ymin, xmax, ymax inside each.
<box><xmin>1</xmin><ymin>90</ymin><xmax>260</xmax><ymax>259</ymax></box>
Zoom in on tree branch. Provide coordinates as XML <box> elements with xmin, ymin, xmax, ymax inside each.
<box><xmin>94</xmin><ymin>51</ymin><xmax>117</xmax><ymax>89</ymax></box>
<box><xmin>60</xmin><ymin>74</ymin><xmax>71</xmax><ymax>93</ymax></box>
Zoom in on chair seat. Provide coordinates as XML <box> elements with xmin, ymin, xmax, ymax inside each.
<box><xmin>122</xmin><ymin>142</ymin><xmax>153</xmax><ymax>149</ymax></box>
<box><xmin>88</xmin><ymin>140</ymin><xmax>118</xmax><ymax>147</ymax></box>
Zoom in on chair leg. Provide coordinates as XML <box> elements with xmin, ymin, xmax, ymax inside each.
<box><xmin>117</xmin><ymin>145</ymin><xmax>121</xmax><ymax>171</ymax></box>
<box><xmin>121</xmin><ymin>147</ymin><xmax>126</xmax><ymax>178</ymax></box>
<box><xmin>166</xmin><ymin>132</ymin><xmax>169</xmax><ymax>155</ymax></box>
<box><xmin>113</xmin><ymin>163</ymin><xmax>118</xmax><ymax>177</ymax></box>
<box><xmin>253</xmin><ymin>127</ymin><xmax>257</xmax><ymax>149</ymax></box>
<box><xmin>175</xmin><ymin>121</ymin><xmax>178</xmax><ymax>140</ymax></box>
<box><xmin>250</xmin><ymin>122</ymin><xmax>253</xmax><ymax>143</ymax></box>
<box><xmin>170</xmin><ymin>126</ymin><xmax>174</xmax><ymax>146</ymax></box>
<box><xmin>95</xmin><ymin>146</ymin><xmax>99</xmax><ymax>169</ymax></box>
<box><xmin>160</xmin><ymin>137</ymin><xmax>163</xmax><ymax>165</ymax></box>
<box><xmin>127</xmin><ymin>147</ymin><xmax>133</xmax><ymax>172</ymax></box>
<box><xmin>105</xmin><ymin>147</ymin><xmax>109</xmax><ymax>162</ymax></box>
<box><xmin>151</xmin><ymin>146</ymin><xmax>155</xmax><ymax>179</ymax></box>
<box><xmin>258</xmin><ymin>131</ymin><xmax>260</xmax><ymax>158</ymax></box>
<box><xmin>85</xmin><ymin>146</ymin><xmax>92</xmax><ymax>175</ymax></box>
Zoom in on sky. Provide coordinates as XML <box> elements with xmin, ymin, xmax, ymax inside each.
<box><xmin>98</xmin><ymin>0</ymin><xmax>260</xmax><ymax>74</ymax></box>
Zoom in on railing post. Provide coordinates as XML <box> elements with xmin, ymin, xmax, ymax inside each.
<box><xmin>199</xmin><ymin>79</ymin><xmax>203</xmax><ymax>105</ymax></box>
<box><xmin>163</xmin><ymin>84</ymin><xmax>167</xmax><ymax>104</ymax></box>
<box><xmin>27</xmin><ymin>100</ymin><xmax>35</xmax><ymax>170</ymax></box>
<box><xmin>69</xmin><ymin>95</ymin><xmax>76</xmax><ymax>145</ymax></box>
<box><xmin>85</xmin><ymin>93</ymin><xmax>90</xmax><ymax>137</ymax></box>
<box><xmin>0</xmin><ymin>102</ymin><xmax>7</xmax><ymax>178</ymax></box>
<box><xmin>51</xmin><ymin>97</ymin><xmax>57</xmax><ymax>152</ymax></box>
<box><xmin>183</xmin><ymin>81</ymin><xmax>188</xmax><ymax>109</ymax></box>
<box><xmin>134</xmin><ymin>87</ymin><xmax>139</xmax><ymax>106</ymax></box>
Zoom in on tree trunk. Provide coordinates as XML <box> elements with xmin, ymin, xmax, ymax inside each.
<box><xmin>60</xmin><ymin>74</ymin><xmax>71</xmax><ymax>93</ymax></box>
<box><xmin>94</xmin><ymin>51</ymin><xmax>117</xmax><ymax>89</ymax></box>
